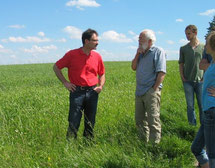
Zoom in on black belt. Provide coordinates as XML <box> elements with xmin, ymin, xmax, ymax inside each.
<box><xmin>76</xmin><ymin>85</ymin><xmax>96</xmax><ymax>91</ymax></box>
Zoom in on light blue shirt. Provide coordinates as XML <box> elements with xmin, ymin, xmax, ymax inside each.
<box><xmin>136</xmin><ymin>46</ymin><xmax>166</xmax><ymax>96</ymax></box>
<box><xmin>202</xmin><ymin>62</ymin><xmax>215</xmax><ymax>111</ymax></box>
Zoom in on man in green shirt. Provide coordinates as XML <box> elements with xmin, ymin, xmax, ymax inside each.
<box><xmin>179</xmin><ymin>25</ymin><xmax>204</xmax><ymax>126</ymax></box>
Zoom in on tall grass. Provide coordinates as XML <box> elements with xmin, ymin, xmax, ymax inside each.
<box><xmin>0</xmin><ymin>61</ymin><xmax>200</xmax><ymax>167</ymax></box>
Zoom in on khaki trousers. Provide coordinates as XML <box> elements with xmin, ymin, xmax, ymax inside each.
<box><xmin>135</xmin><ymin>88</ymin><xmax>161</xmax><ymax>144</ymax></box>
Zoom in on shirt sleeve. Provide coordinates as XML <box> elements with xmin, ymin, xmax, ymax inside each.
<box><xmin>178</xmin><ymin>47</ymin><xmax>184</xmax><ymax>64</ymax></box>
<box><xmin>55</xmin><ymin>52</ymin><xmax>70</xmax><ymax>69</ymax></box>
<box><xmin>97</xmin><ymin>55</ymin><xmax>105</xmax><ymax>76</ymax></box>
<box><xmin>154</xmin><ymin>48</ymin><xmax>166</xmax><ymax>73</ymax></box>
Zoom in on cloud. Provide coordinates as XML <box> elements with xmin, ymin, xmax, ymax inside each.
<box><xmin>199</xmin><ymin>9</ymin><xmax>215</xmax><ymax>16</ymax></box>
<box><xmin>0</xmin><ymin>45</ymin><xmax>12</xmax><ymax>53</ymax></box>
<box><xmin>179</xmin><ymin>39</ymin><xmax>188</xmax><ymax>45</ymax></box>
<box><xmin>66</xmin><ymin>0</ymin><xmax>100</xmax><ymax>10</ymax></box>
<box><xmin>2</xmin><ymin>36</ymin><xmax>51</xmax><ymax>43</ymax></box>
<box><xmin>156</xmin><ymin>31</ymin><xmax>164</xmax><ymax>35</ymax></box>
<box><xmin>23</xmin><ymin>45</ymin><xmax>57</xmax><ymax>53</ymax></box>
<box><xmin>167</xmin><ymin>40</ymin><xmax>174</xmax><ymax>45</ymax></box>
<box><xmin>10</xmin><ymin>55</ymin><xmax>16</xmax><ymax>59</ymax></box>
<box><xmin>101</xmin><ymin>30</ymin><xmax>133</xmax><ymax>43</ymax></box>
<box><xmin>63</xmin><ymin>26</ymin><xmax>82</xmax><ymax>39</ymax></box>
<box><xmin>38</xmin><ymin>32</ymin><xmax>45</xmax><ymax>37</ymax></box>
<box><xmin>176</xmin><ymin>18</ymin><xmax>184</xmax><ymax>22</ymax></box>
<box><xmin>164</xmin><ymin>50</ymin><xmax>179</xmax><ymax>60</ymax></box>
<box><xmin>127</xmin><ymin>45</ymin><xmax>137</xmax><ymax>50</ymax></box>
<box><xmin>8</xmin><ymin>25</ymin><xmax>25</xmax><ymax>29</ymax></box>
<box><xmin>98</xmin><ymin>49</ymin><xmax>132</xmax><ymax>61</ymax></box>
<box><xmin>128</xmin><ymin>30</ymin><xmax>136</xmax><ymax>36</ymax></box>
<box><xmin>56</xmin><ymin>38</ymin><xmax>67</xmax><ymax>42</ymax></box>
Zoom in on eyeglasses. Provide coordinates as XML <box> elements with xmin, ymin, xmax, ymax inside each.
<box><xmin>90</xmin><ymin>39</ymin><xmax>98</xmax><ymax>42</ymax></box>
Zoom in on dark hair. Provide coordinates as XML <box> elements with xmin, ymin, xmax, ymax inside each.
<box><xmin>209</xmin><ymin>31</ymin><xmax>215</xmax><ymax>52</ymax></box>
<box><xmin>185</xmin><ymin>25</ymin><xmax>198</xmax><ymax>33</ymax></box>
<box><xmin>82</xmin><ymin>29</ymin><xmax>98</xmax><ymax>45</ymax></box>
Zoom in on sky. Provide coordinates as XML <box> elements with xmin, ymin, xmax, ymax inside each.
<box><xmin>0</xmin><ymin>0</ymin><xmax>215</xmax><ymax>65</ymax></box>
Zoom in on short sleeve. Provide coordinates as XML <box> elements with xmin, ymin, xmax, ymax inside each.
<box><xmin>97</xmin><ymin>55</ymin><xmax>105</xmax><ymax>76</ymax></box>
<box><xmin>178</xmin><ymin>47</ymin><xmax>184</xmax><ymax>64</ymax></box>
<box><xmin>154</xmin><ymin>48</ymin><xmax>166</xmax><ymax>73</ymax></box>
<box><xmin>55</xmin><ymin>52</ymin><xmax>70</xmax><ymax>69</ymax></box>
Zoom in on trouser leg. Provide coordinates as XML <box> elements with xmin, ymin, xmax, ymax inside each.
<box><xmin>67</xmin><ymin>91</ymin><xmax>85</xmax><ymax>139</ymax></box>
<box><xmin>135</xmin><ymin>95</ymin><xmax>149</xmax><ymax>142</ymax></box>
<box><xmin>83</xmin><ymin>89</ymin><xmax>98</xmax><ymax>138</ymax></box>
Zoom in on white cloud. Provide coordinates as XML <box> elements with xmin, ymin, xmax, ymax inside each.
<box><xmin>0</xmin><ymin>45</ymin><xmax>12</xmax><ymax>53</ymax></box>
<box><xmin>2</xmin><ymin>36</ymin><xmax>51</xmax><ymax>43</ymax></box>
<box><xmin>127</xmin><ymin>45</ymin><xmax>137</xmax><ymax>50</ymax></box>
<box><xmin>199</xmin><ymin>9</ymin><xmax>215</xmax><ymax>16</ymax></box>
<box><xmin>98</xmin><ymin>49</ymin><xmax>132</xmax><ymax>61</ymax></box>
<box><xmin>10</xmin><ymin>55</ymin><xmax>16</xmax><ymax>59</ymax></box>
<box><xmin>8</xmin><ymin>25</ymin><xmax>25</xmax><ymax>29</ymax></box>
<box><xmin>179</xmin><ymin>39</ymin><xmax>188</xmax><ymax>45</ymax></box>
<box><xmin>176</xmin><ymin>18</ymin><xmax>184</xmax><ymax>22</ymax></box>
<box><xmin>128</xmin><ymin>31</ymin><xmax>138</xmax><ymax>41</ymax></box>
<box><xmin>101</xmin><ymin>30</ymin><xmax>133</xmax><ymax>43</ymax></box>
<box><xmin>128</xmin><ymin>30</ymin><xmax>136</xmax><ymax>36</ymax></box>
<box><xmin>167</xmin><ymin>40</ymin><xmax>174</xmax><ymax>45</ymax></box>
<box><xmin>56</xmin><ymin>38</ymin><xmax>67</xmax><ymax>42</ymax></box>
<box><xmin>66</xmin><ymin>0</ymin><xmax>100</xmax><ymax>10</ymax></box>
<box><xmin>164</xmin><ymin>50</ymin><xmax>179</xmax><ymax>60</ymax></box>
<box><xmin>156</xmin><ymin>31</ymin><xmax>164</xmax><ymax>35</ymax></box>
<box><xmin>38</xmin><ymin>32</ymin><xmax>45</xmax><ymax>37</ymax></box>
<box><xmin>23</xmin><ymin>45</ymin><xmax>57</xmax><ymax>53</ymax></box>
<box><xmin>63</xmin><ymin>26</ymin><xmax>82</xmax><ymax>39</ymax></box>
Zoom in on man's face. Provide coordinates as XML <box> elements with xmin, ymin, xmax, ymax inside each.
<box><xmin>87</xmin><ymin>33</ymin><xmax>99</xmax><ymax>50</ymax></box>
<box><xmin>138</xmin><ymin>33</ymin><xmax>149</xmax><ymax>51</ymax></box>
<box><xmin>185</xmin><ymin>29</ymin><xmax>196</xmax><ymax>41</ymax></box>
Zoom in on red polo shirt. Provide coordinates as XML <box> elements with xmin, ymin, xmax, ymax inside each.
<box><xmin>56</xmin><ymin>48</ymin><xmax>105</xmax><ymax>86</ymax></box>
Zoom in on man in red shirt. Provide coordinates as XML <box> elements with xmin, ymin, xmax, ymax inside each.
<box><xmin>53</xmin><ymin>29</ymin><xmax>105</xmax><ymax>140</ymax></box>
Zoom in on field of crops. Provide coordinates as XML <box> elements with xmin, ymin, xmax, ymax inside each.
<box><xmin>0</xmin><ymin>61</ymin><xmax>200</xmax><ymax>167</ymax></box>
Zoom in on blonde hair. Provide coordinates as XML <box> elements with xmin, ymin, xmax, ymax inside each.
<box><xmin>185</xmin><ymin>25</ymin><xmax>197</xmax><ymax>33</ymax></box>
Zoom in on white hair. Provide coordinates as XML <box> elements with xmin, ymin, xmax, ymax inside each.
<box><xmin>142</xmin><ymin>29</ymin><xmax>156</xmax><ymax>44</ymax></box>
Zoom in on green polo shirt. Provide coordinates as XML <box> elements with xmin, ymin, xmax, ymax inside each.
<box><xmin>179</xmin><ymin>43</ymin><xmax>204</xmax><ymax>82</ymax></box>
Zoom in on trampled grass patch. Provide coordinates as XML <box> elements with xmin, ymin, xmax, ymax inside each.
<box><xmin>0</xmin><ymin>61</ymin><xmax>200</xmax><ymax>167</ymax></box>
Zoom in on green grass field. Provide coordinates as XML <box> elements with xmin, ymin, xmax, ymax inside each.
<box><xmin>0</xmin><ymin>61</ymin><xmax>200</xmax><ymax>168</ymax></box>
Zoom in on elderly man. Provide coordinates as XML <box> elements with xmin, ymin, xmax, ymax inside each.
<box><xmin>131</xmin><ymin>29</ymin><xmax>166</xmax><ymax>144</ymax></box>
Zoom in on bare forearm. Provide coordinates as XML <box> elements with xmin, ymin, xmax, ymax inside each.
<box><xmin>132</xmin><ymin>48</ymin><xmax>143</xmax><ymax>71</ymax></box>
<box><xmin>99</xmin><ymin>74</ymin><xmax>105</xmax><ymax>88</ymax></box>
<box><xmin>131</xmin><ymin>54</ymin><xmax>139</xmax><ymax>71</ymax></box>
<box><xmin>199</xmin><ymin>59</ymin><xmax>210</xmax><ymax>71</ymax></box>
<box><xmin>153</xmin><ymin>72</ymin><xmax>166</xmax><ymax>90</ymax></box>
<box><xmin>53</xmin><ymin>64</ymin><xmax>67</xmax><ymax>84</ymax></box>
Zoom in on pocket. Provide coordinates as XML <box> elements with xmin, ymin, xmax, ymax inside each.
<box><xmin>92</xmin><ymin>89</ymin><xmax>98</xmax><ymax>95</ymax></box>
<box><xmin>147</xmin><ymin>87</ymin><xmax>156</xmax><ymax>95</ymax></box>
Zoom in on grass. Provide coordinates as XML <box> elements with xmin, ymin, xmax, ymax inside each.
<box><xmin>0</xmin><ymin>61</ymin><xmax>200</xmax><ymax>167</ymax></box>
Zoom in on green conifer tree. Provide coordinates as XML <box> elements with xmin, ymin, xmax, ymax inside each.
<box><xmin>205</xmin><ymin>15</ymin><xmax>215</xmax><ymax>39</ymax></box>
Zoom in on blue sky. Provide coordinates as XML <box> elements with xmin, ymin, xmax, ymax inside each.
<box><xmin>0</xmin><ymin>0</ymin><xmax>215</xmax><ymax>65</ymax></box>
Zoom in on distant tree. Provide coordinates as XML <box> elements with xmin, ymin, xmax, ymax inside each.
<box><xmin>205</xmin><ymin>15</ymin><xmax>215</xmax><ymax>39</ymax></box>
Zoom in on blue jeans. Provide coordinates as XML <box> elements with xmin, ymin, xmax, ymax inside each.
<box><xmin>183</xmin><ymin>81</ymin><xmax>203</xmax><ymax>125</ymax></box>
<box><xmin>191</xmin><ymin>108</ymin><xmax>215</xmax><ymax>167</ymax></box>
<box><xmin>204</xmin><ymin>108</ymin><xmax>215</xmax><ymax>167</ymax></box>
<box><xmin>67</xmin><ymin>87</ymin><xmax>98</xmax><ymax>139</ymax></box>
